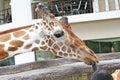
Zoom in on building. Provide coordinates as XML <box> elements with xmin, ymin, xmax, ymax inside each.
<box><xmin>0</xmin><ymin>0</ymin><xmax>120</xmax><ymax>66</ymax></box>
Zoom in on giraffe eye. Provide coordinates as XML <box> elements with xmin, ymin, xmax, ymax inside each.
<box><xmin>54</xmin><ymin>31</ymin><xmax>64</xmax><ymax>38</ymax></box>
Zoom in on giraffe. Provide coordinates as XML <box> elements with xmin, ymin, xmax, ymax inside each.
<box><xmin>0</xmin><ymin>3</ymin><xmax>99</xmax><ymax>67</ymax></box>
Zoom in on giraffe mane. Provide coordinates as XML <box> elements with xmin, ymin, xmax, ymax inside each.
<box><xmin>0</xmin><ymin>25</ymin><xmax>32</xmax><ymax>35</ymax></box>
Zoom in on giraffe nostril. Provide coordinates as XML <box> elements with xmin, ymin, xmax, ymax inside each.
<box><xmin>54</xmin><ymin>31</ymin><xmax>64</xmax><ymax>38</ymax></box>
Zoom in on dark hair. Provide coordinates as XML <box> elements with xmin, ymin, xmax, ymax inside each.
<box><xmin>91</xmin><ymin>69</ymin><xmax>113</xmax><ymax>80</ymax></box>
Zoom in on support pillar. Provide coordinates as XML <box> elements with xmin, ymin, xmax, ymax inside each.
<box><xmin>10</xmin><ymin>0</ymin><xmax>32</xmax><ymax>26</ymax></box>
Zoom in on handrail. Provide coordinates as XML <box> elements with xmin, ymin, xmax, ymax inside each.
<box><xmin>0</xmin><ymin>52</ymin><xmax>119</xmax><ymax>80</ymax></box>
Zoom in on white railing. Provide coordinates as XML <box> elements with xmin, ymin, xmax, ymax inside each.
<box><xmin>93</xmin><ymin>0</ymin><xmax>120</xmax><ymax>13</ymax></box>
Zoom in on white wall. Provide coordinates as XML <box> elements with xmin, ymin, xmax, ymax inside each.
<box><xmin>71</xmin><ymin>18</ymin><xmax>120</xmax><ymax>40</ymax></box>
<box><xmin>11</xmin><ymin>0</ymin><xmax>32</xmax><ymax>26</ymax></box>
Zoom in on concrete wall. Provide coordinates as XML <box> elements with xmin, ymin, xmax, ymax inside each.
<box><xmin>70</xmin><ymin>18</ymin><xmax>120</xmax><ymax>40</ymax></box>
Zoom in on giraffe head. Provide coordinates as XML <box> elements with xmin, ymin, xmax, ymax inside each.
<box><xmin>35</xmin><ymin>3</ymin><xmax>99</xmax><ymax>65</ymax></box>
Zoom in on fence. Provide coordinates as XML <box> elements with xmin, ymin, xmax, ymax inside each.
<box><xmin>0</xmin><ymin>52</ymin><xmax>120</xmax><ymax>80</ymax></box>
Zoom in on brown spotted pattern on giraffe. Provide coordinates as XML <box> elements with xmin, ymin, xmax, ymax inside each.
<box><xmin>73</xmin><ymin>54</ymin><xmax>76</xmax><ymax>57</ymax></box>
<box><xmin>50</xmin><ymin>36</ymin><xmax>55</xmax><ymax>41</ymax></box>
<box><xmin>53</xmin><ymin>44</ymin><xmax>59</xmax><ymax>51</ymax></box>
<box><xmin>46</xmin><ymin>35</ymin><xmax>50</xmax><ymax>39</ymax></box>
<box><xmin>0</xmin><ymin>44</ymin><xmax>9</xmax><ymax>60</ymax></box>
<box><xmin>70</xmin><ymin>44</ymin><xmax>76</xmax><ymax>49</ymax></box>
<box><xmin>52</xmin><ymin>49</ymin><xmax>57</xmax><ymax>54</ymax></box>
<box><xmin>64</xmin><ymin>53</ymin><xmax>68</xmax><ymax>57</ymax></box>
<box><xmin>77</xmin><ymin>50</ymin><xmax>81</xmax><ymax>55</ymax></box>
<box><xmin>69</xmin><ymin>54</ymin><xmax>73</xmax><ymax>57</ymax></box>
<box><xmin>35</xmin><ymin>40</ymin><xmax>40</xmax><ymax>44</ymax></box>
<box><xmin>36</xmin><ymin>23</ymin><xmax>40</xmax><ymax>25</ymax></box>
<box><xmin>10</xmin><ymin>40</ymin><xmax>24</xmax><ymax>47</ymax></box>
<box><xmin>48</xmin><ymin>39</ymin><xmax>53</xmax><ymax>46</ymax></box>
<box><xmin>74</xmin><ymin>40</ymin><xmax>82</xmax><ymax>47</ymax></box>
<box><xmin>47</xmin><ymin>46</ymin><xmax>50</xmax><ymax>51</ymax></box>
<box><xmin>41</xmin><ymin>41</ymin><xmax>45</xmax><ymax>45</ymax></box>
<box><xmin>63</xmin><ymin>23</ymin><xmax>86</xmax><ymax>46</ymax></box>
<box><xmin>40</xmin><ymin>45</ymin><xmax>47</xmax><ymax>50</ymax></box>
<box><xmin>64</xmin><ymin>24</ymin><xmax>71</xmax><ymax>30</ymax></box>
<box><xmin>45</xmin><ymin>24</ymin><xmax>51</xmax><ymax>29</ymax></box>
<box><xmin>62</xmin><ymin>45</ymin><xmax>67</xmax><ymax>51</ymax></box>
<box><xmin>49</xmin><ymin>22</ymin><xmax>54</xmax><ymax>27</ymax></box>
<box><xmin>70</xmin><ymin>45</ymin><xmax>76</xmax><ymax>52</ymax></box>
<box><xmin>57</xmin><ymin>42</ymin><xmax>63</xmax><ymax>46</ymax></box>
<box><xmin>35</xmin><ymin>26</ymin><xmax>38</xmax><ymax>29</ymax></box>
<box><xmin>45</xmin><ymin>39</ymin><xmax>48</xmax><ymax>44</ymax></box>
<box><xmin>77</xmin><ymin>55</ymin><xmax>81</xmax><ymax>59</ymax></box>
<box><xmin>13</xmin><ymin>30</ymin><xmax>26</xmax><ymax>38</ymax></box>
<box><xmin>0</xmin><ymin>52</ymin><xmax>9</xmax><ymax>60</ymax></box>
<box><xmin>24</xmin><ymin>44</ymin><xmax>32</xmax><ymax>49</ymax></box>
<box><xmin>79</xmin><ymin>47</ymin><xmax>86</xmax><ymax>52</ymax></box>
<box><xmin>74</xmin><ymin>38</ymin><xmax>86</xmax><ymax>46</ymax></box>
<box><xmin>42</xmin><ymin>21</ymin><xmax>46</xmax><ymax>25</ymax></box>
<box><xmin>32</xmin><ymin>47</ymin><xmax>39</xmax><ymax>51</ymax></box>
<box><xmin>59</xmin><ymin>52</ymin><xmax>63</xmax><ymax>56</ymax></box>
<box><xmin>0</xmin><ymin>34</ymin><xmax>11</xmax><ymax>42</ymax></box>
<box><xmin>46</xmin><ymin>25</ymin><xmax>51</xmax><ymax>31</ymax></box>
<box><xmin>67</xmin><ymin>48</ymin><xmax>71</xmax><ymax>53</ymax></box>
<box><xmin>8</xmin><ymin>46</ymin><xmax>18</xmax><ymax>51</ymax></box>
<box><xmin>48</xmin><ymin>27</ymin><xmax>51</xmax><ymax>31</ymax></box>
<box><xmin>23</xmin><ymin>34</ymin><xmax>29</xmax><ymax>40</ymax></box>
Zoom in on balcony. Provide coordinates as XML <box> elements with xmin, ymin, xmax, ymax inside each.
<box><xmin>32</xmin><ymin>0</ymin><xmax>120</xmax><ymax>23</ymax></box>
<box><xmin>0</xmin><ymin>0</ymin><xmax>120</xmax><ymax>25</ymax></box>
<box><xmin>32</xmin><ymin>0</ymin><xmax>93</xmax><ymax>18</ymax></box>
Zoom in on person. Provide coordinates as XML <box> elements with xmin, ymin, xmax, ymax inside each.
<box><xmin>91</xmin><ymin>69</ymin><xmax>113</xmax><ymax>80</ymax></box>
<box><xmin>112</xmin><ymin>69</ymin><xmax>120</xmax><ymax>80</ymax></box>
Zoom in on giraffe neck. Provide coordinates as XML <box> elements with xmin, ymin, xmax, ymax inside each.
<box><xmin>0</xmin><ymin>21</ymin><xmax>52</xmax><ymax>60</ymax></box>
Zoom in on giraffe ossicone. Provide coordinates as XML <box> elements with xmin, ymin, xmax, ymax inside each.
<box><xmin>0</xmin><ymin>3</ymin><xmax>99</xmax><ymax>66</ymax></box>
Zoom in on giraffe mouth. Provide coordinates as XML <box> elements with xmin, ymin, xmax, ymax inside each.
<box><xmin>83</xmin><ymin>57</ymin><xmax>98</xmax><ymax>71</ymax></box>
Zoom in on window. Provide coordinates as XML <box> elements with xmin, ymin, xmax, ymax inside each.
<box><xmin>0</xmin><ymin>0</ymin><xmax>12</xmax><ymax>25</ymax></box>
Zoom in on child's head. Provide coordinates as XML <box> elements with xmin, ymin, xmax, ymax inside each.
<box><xmin>91</xmin><ymin>69</ymin><xmax>113</xmax><ymax>80</ymax></box>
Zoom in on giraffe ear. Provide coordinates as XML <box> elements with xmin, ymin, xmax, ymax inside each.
<box><xmin>59</xmin><ymin>17</ymin><xmax>72</xmax><ymax>30</ymax></box>
<box><xmin>59</xmin><ymin>17</ymin><xmax>68</xmax><ymax>24</ymax></box>
<box><xmin>35</xmin><ymin>2</ymin><xmax>55</xmax><ymax>21</ymax></box>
